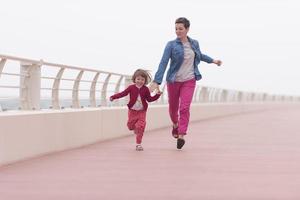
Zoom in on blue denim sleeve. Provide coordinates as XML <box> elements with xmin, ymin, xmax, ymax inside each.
<box><xmin>154</xmin><ymin>42</ymin><xmax>172</xmax><ymax>85</ymax></box>
<box><xmin>200</xmin><ymin>53</ymin><xmax>214</xmax><ymax>63</ymax></box>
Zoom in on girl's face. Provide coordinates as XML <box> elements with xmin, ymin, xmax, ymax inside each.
<box><xmin>135</xmin><ymin>75</ymin><xmax>146</xmax><ymax>87</ymax></box>
<box><xmin>175</xmin><ymin>23</ymin><xmax>189</xmax><ymax>40</ymax></box>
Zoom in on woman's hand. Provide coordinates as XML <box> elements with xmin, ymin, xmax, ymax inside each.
<box><xmin>149</xmin><ymin>82</ymin><xmax>159</xmax><ymax>92</ymax></box>
<box><xmin>213</xmin><ymin>59</ymin><xmax>222</xmax><ymax>66</ymax></box>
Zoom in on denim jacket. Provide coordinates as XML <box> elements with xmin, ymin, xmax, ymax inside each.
<box><xmin>154</xmin><ymin>36</ymin><xmax>214</xmax><ymax>84</ymax></box>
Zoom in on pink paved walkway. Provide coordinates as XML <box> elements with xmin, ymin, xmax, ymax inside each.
<box><xmin>1</xmin><ymin>106</ymin><xmax>300</xmax><ymax>200</ymax></box>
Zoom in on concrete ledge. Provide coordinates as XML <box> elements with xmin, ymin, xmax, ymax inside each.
<box><xmin>0</xmin><ymin>102</ymin><xmax>297</xmax><ymax>166</ymax></box>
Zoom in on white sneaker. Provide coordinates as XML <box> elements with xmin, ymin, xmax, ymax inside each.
<box><xmin>136</xmin><ymin>145</ymin><xmax>144</xmax><ymax>151</ymax></box>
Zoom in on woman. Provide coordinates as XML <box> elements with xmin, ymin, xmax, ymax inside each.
<box><xmin>150</xmin><ymin>17</ymin><xmax>222</xmax><ymax>149</ymax></box>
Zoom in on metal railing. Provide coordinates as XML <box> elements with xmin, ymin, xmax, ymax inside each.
<box><xmin>0</xmin><ymin>54</ymin><xmax>299</xmax><ymax>111</ymax></box>
<box><xmin>0</xmin><ymin>54</ymin><xmax>132</xmax><ymax>111</ymax></box>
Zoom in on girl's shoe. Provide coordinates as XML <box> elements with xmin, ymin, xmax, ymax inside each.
<box><xmin>136</xmin><ymin>145</ymin><xmax>144</xmax><ymax>151</ymax></box>
<box><xmin>177</xmin><ymin>138</ymin><xmax>185</xmax><ymax>149</ymax></box>
<box><xmin>172</xmin><ymin>126</ymin><xmax>179</xmax><ymax>138</ymax></box>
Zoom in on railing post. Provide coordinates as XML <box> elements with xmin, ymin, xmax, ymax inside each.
<box><xmin>237</xmin><ymin>91</ymin><xmax>243</xmax><ymax>102</ymax></box>
<box><xmin>250</xmin><ymin>93</ymin><xmax>255</xmax><ymax>102</ymax></box>
<box><xmin>0</xmin><ymin>58</ymin><xmax>7</xmax><ymax>78</ymax></box>
<box><xmin>216</xmin><ymin>88</ymin><xmax>223</xmax><ymax>102</ymax></box>
<box><xmin>90</xmin><ymin>72</ymin><xmax>100</xmax><ymax>107</ymax></box>
<box><xmin>19</xmin><ymin>61</ymin><xmax>41</xmax><ymax>110</ymax></box>
<box><xmin>52</xmin><ymin>68</ymin><xmax>65</xmax><ymax>109</ymax></box>
<box><xmin>100</xmin><ymin>74</ymin><xmax>111</xmax><ymax>106</ymax></box>
<box><xmin>220</xmin><ymin>90</ymin><xmax>228</xmax><ymax>102</ymax></box>
<box><xmin>124</xmin><ymin>76</ymin><xmax>132</xmax><ymax>104</ymax></box>
<box><xmin>72</xmin><ymin>70</ymin><xmax>84</xmax><ymax>108</ymax></box>
<box><xmin>193</xmin><ymin>86</ymin><xmax>200</xmax><ymax>103</ymax></box>
<box><xmin>262</xmin><ymin>93</ymin><xmax>267</xmax><ymax>101</ymax></box>
<box><xmin>209</xmin><ymin>88</ymin><xmax>216</xmax><ymax>102</ymax></box>
<box><xmin>199</xmin><ymin>86</ymin><xmax>209</xmax><ymax>103</ymax></box>
<box><xmin>114</xmin><ymin>75</ymin><xmax>124</xmax><ymax>106</ymax></box>
<box><xmin>124</xmin><ymin>76</ymin><xmax>131</xmax><ymax>87</ymax></box>
<box><xmin>216</xmin><ymin>88</ymin><xmax>222</xmax><ymax>102</ymax></box>
<box><xmin>0</xmin><ymin>58</ymin><xmax>7</xmax><ymax>111</ymax></box>
<box><xmin>227</xmin><ymin>90</ymin><xmax>234</xmax><ymax>102</ymax></box>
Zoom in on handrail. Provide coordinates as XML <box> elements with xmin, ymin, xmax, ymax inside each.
<box><xmin>0</xmin><ymin>54</ymin><xmax>131</xmax><ymax>110</ymax></box>
<box><xmin>0</xmin><ymin>54</ymin><xmax>299</xmax><ymax>111</ymax></box>
<box><xmin>0</xmin><ymin>54</ymin><xmax>124</xmax><ymax>76</ymax></box>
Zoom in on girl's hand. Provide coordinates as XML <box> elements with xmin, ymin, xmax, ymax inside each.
<box><xmin>109</xmin><ymin>96</ymin><xmax>114</xmax><ymax>102</ymax></box>
<box><xmin>213</xmin><ymin>59</ymin><xmax>222</xmax><ymax>66</ymax></box>
<box><xmin>156</xmin><ymin>90</ymin><xmax>163</xmax><ymax>95</ymax></box>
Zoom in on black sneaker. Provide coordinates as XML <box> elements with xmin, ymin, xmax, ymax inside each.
<box><xmin>177</xmin><ymin>138</ymin><xmax>185</xmax><ymax>149</ymax></box>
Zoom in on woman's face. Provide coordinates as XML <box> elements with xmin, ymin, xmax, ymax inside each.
<box><xmin>175</xmin><ymin>23</ymin><xmax>189</xmax><ymax>39</ymax></box>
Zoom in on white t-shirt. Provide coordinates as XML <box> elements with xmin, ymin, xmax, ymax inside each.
<box><xmin>131</xmin><ymin>94</ymin><xmax>144</xmax><ymax>110</ymax></box>
<box><xmin>175</xmin><ymin>42</ymin><xmax>195</xmax><ymax>82</ymax></box>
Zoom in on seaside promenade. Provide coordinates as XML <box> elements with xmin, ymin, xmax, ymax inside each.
<box><xmin>1</xmin><ymin>104</ymin><xmax>300</xmax><ymax>200</ymax></box>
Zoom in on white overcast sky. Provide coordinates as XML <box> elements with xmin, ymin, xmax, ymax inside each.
<box><xmin>1</xmin><ymin>0</ymin><xmax>300</xmax><ymax>96</ymax></box>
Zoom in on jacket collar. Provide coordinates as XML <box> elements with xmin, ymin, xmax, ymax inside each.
<box><xmin>175</xmin><ymin>36</ymin><xmax>193</xmax><ymax>44</ymax></box>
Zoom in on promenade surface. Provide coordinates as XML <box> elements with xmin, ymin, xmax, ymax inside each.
<box><xmin>1</xmin><ymin>105</ymin><xmax>300</xmax><ymax>200</ymax></box>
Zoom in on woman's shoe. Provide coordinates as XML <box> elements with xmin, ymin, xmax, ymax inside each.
<box><xmin>172</xmin><ymin>127</ymin><xmax>179</xmax><ymax>139</ymax></box>
<box><xmin>136</xmin><ymin>145</ymin><xmax>144</xmax><ymax>151</ymax></box>
<box><xmin>177</xmin><ymin>138</ymin><xmax>185</xmax><ymax>149</ymax></box>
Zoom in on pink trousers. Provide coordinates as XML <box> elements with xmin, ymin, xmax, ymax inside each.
<box><xmin>127</xmin><ymin>109</ymin><xmax>146</xmax><ymax>144</ymax></box>
<box><xmin>167</xmin><ymin>78</ymin><xmax>196</xmax><ymax>135</ymax></box>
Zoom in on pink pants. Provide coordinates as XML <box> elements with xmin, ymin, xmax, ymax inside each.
<box><xmin>127</xmin><ymin>109</ymin><xmax>146</xmax><ymax>144</ymax></box>
<box><xmin>167</xmin><ymin>78</ymin><xmax>196</xmax><ymax>135</ymax></box>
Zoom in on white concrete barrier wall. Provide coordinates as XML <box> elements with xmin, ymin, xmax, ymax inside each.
<box><xmin>0</xmin><ymin>102</ymin><xmax>297</xmax><ymax>166</ymax></box>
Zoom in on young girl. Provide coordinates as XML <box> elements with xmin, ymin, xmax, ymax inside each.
<box><xmin>110</xmin><ymin>69</ymin><xmax>162</xmax><ymax>151</ymax></box>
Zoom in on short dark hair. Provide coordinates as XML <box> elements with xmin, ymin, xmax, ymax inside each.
<box><xmin>131</xmin><ymin>69</ymin><xmax>152</xmax><ymax>85</ymax></box>
<box><xmin>175</xmin><ymin>17</ymin><xmax>190</xmax><ymax>29</ymax></box>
